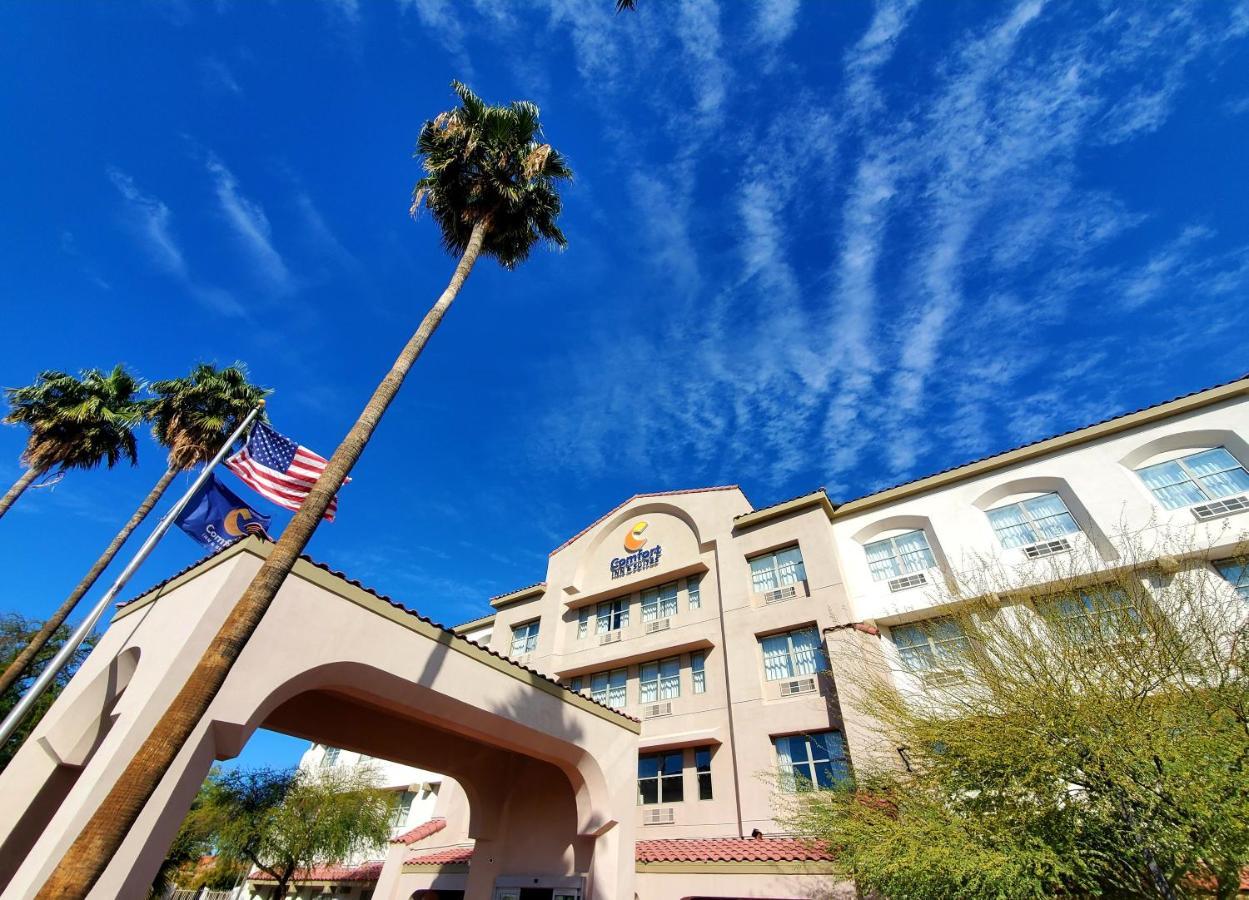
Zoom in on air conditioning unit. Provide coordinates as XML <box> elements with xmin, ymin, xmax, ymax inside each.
<box><xmin>887</xmin><ymin>573</ymin><xmax>927</xmax><ymax>593</ymax></box>
<box><xmin>1023</xmin><ymin>538</ymin><xmax>1073</xmax><ymax>559</ymax></box>
<box><xmin>923</xmin><ymin>670</ymin><xmax>965</xmax><ymax>688</ymax></box>
<box><xmin>763</xmin><ymin>585</ymin><xmax>798</xmax><ymax>605</ymax></box>
<box><xmin>642</xmin><ymin>807</ymin><xmax>675</xmax><ymax>825</ymax></box>
<box><xmin>1192</xmin><ymin>495</ymin><xmax>1249</xmax><ymax>521</ymax></box>
<box><xmin>599</xmin><ymin>631</ymin><xmax>622</xmax><ymax>645</ymax></box>
<box><xmin>645</xmin><ymin>618</ymin><xmax>671</xmax><ymax>634</ymax></box>
<box><xmin>643</xmin><ymin>702</ymin><xmax>673</xmax><ymax>718</ymax></box>
<box><xmin>779</xmin><ymin>677</ymin><xmax>816</xmax><ymax>697</ymax></box>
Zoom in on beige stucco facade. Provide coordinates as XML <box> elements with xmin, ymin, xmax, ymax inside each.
<box><xmin>5</xmin><ymin>376</ymin><xmax>1249</xmax><ymax>900</ymax></box>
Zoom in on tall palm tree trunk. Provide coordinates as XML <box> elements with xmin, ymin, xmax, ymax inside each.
<box><xmin>38</xmin><ymin>219</ymin><xmax>489</xmax><ymax>900</ymax></box>
<box><xmin>0</xmin><ymin>465</ymin><xmax>43</xmax><ymax>521</ymax></box>
<box><xmin>0</xmin><ymin>466</ymin><xmax>179</xmax><ymax>698</ymax></box>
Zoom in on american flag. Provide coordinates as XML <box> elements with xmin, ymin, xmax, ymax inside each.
<box><xmin>226</xmin><ymin>421</ymin><xmax>344</xmax><ymax>521</ymax></box>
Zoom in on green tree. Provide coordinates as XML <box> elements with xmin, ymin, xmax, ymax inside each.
<box><xmin>0</xmin><ymin>614</ymin><xmax>96</xmax><ymax>772</ymax></box>
<box><xmin>198</xmin><ymin>765</ymin><xmax>393</xmax><ymax>899</ymax></box>
<box><xmin>785</xmin><ymin>535</ymin><xmax>1249</xmax><ymax>899</ymax></box>
<box><xmin>0</xmin><ymin>366</ymin><xmax>145</xmax><ymax>520</ymax></box>
<box><xmin>42</xmin><ymin>81</ymin><xmax>571</xmax><ymax>899</ymax></box>
<box><xmin>0</xmin><ymin>364</ymin><xmax>269</xmax><ymax>700</ymax></box>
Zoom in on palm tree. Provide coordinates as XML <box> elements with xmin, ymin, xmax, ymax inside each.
<box><xmin>0</xmin><ymin>364</ymin><xmax>269</xmax><ymax>699</ymax></box>
<box><xmin>0</xmin><ymin>367</ymin><xmax>145</xmax><ymax>521</ymax></box>
<box><xmin>40</xmin><ymin>81</ymin><xmax>571</xmax><ymax>898</ymax></box>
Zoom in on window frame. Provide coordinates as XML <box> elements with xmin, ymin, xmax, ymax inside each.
<box><xmin>640</xmin><ymin>656</ymin><xmax>681</xmax><ymax>703</ymax></box>
<box><xmin>589</xmin><ymin>668</ymin><xmax>628</xmax><ymax>709</ymax></box>
<box><xmin>638</xmin><ymin>749</ymin><xmax>685</xmax><ymax>805</ymax></box>
<box><xmin>890</xmin><ymin>618</ymin><xmax>971</xmax><ymax>673</ymax></box>
<box><xmin>748</xmin><ymin>545</ymin><xmax>807</xmax><ymax>594</ymax></box>
<box><xmin>320</xmin><ymin>746</ymin><xmax>340</xmax><ymax>768</ymax></box>
<box><xmin>690</xmin><ymin>650</ymin><xmax>707</xmax><ymax>694</ymax></box>
<box><xmin>773</xmin><ymin>731</ymin><xmax>850</xmax><ymax>793</ymax></box>
<box><xmin>1036</xmin><ymin>586</ymin><xmax>1143</xmax><ymax>643</ymax></box>
<box><xmin>687</xmin><ymin>575</ymin><xmax>702</xmax><ymax>610</ymax></box>
<box><xmin>695</xmin><ymin>747</ymin><xmax>713</xmax><ymax>800</ymax></box>
<box><xmin>1135</xmin><ymin>447</ymin><xmax>1249</xmax><ymax>510</ymax></box>
<box><xmin>510</xmin><ymin>619</ymin><xmax>540</xmax><ymax>655</ymax></box>
<box><xmin>1215</xmin><ymin>559</ymin><xmax>1249</xmax><ymax>600</ymax></box>
<box><xmin>596</xmin><ymin>598</ymin><xmax>630</xmax><ymax>634</ymax></box>
<box><xmin>863</xmin><ymin>529</ymin><xmax>936</xmax><ymax>582</ymax></box>
<box><xmin>641</xmin><ymin>582</ymin><xmax>679</xmax><ymax>622</ymax></box>
<box><xmin>985</xmin><ymin>492</ymin><xmax>1080</xmax><ymax>549</ymax></box>
<box><xmin>758</xmin><ymin>626</ymin><xmax>825</xmax><ymax>682</ymax></box>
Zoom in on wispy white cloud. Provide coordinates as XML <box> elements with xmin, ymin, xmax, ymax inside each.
<box><xmin>205</xmin><ymin>154</ymin><xmax>294</xmax><ymax>293</ymax></box>
<box><xmin>200</xmin><ymin>57</ymin><xmax>242</xmax><ymax>95</ymax></box>
<box><xmin>108</xmin><ymin>167</ymin><xmax>246</xmax><ymax>317</ymax></box>
<box><xmin>753</xmin><ymin>0</ymin><xmax>800</xmax><ymax>49</ymax></box>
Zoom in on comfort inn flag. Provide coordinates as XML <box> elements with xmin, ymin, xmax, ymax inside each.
<box><xmin>174</xmin><ymin>474</ymin><xmax>271</xmax><ymax>551</ymax></box>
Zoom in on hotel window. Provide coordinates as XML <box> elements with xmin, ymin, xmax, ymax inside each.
<box><xmin>569</xmin><ymin>676</ymin><xmax>583</xmax><ymax>693</ymax></box>
<box><xmin>638</xmin><ymin>750</ymin><xmax>684</xmax><ymax>804</ymax></box>
<box><xmin>640</xmin><ymin>657</ymin><xmax>681</xmax><ymax>703</ymax></box>
<box><xmin>389</xmin><ymin>790</ymin><xmax>415</xmax><ymax>829</ymax></box>
<box><xmin>641</xmin><ymin>582</ymin><xmax>678</xmax><ymax>622</ymax></box>
<box><xmin>321</xmin><ymin>746</ymin><xmax>340</xmax><ymax>768</ymax></box>
<box><xmin>577</xmin><ymin>606</ymin><xmax>590</xmax><ymax>639</ymax></box>
<box><xmin>1136</xmin><ymin>447</ymin><xmax>1249</xmax><ymax>510</ymax></box>
<box><xmin>986</xmin><ymin>493</ymin><xmax>1079</xmax><ymax>549</ymax></box>
<box><xmin>687</xmin><ymin>575</ymin><xmax>702</xmax><ymax>610</ymax></box>
<box><xmin>597</xmin><ymin>598</ymin><xmax>629</xmax><ymax>633</ymax></box>
<box><xmin>695</xmin><ymin>747</ymin><xmax>713</xmax><ymax>800</ymax></box>
<box><xmin>690</xmin><ymin>650</ymin><xmax>706</xmax><ymax>694</ymax></box>
<box><xmin>510</xmin><ymin>620</ymin><xmax>540</xmax><ymax>655</ymax></box>
<box><xmin>1036</xmin><ymin>587</ymin><xmax>1142</xmax><ymax>642</ymax></box>
<box><xmin>590</xmin><ymin>669</ymin><xmax>628</xmax><ymax>709</ymax></box>
<box><xmin>891</xmin><ymin>619</ymin><xmax>970</xmax><ymax>673</ymax></box>
<box><xmin>749</xmin><ymin>545</ymin><xmax>806</xmax><ymax>593</ymax></box>
<box><xmin>1215</xmin><ymin>560</ymin><xmax>1249</xmax><ymax>599</ymax></box>
<box><xmin>864</xmin><ymin>530</ymin><xmax>935</xmax><ymax>581</ymax></box>
<box><xmin>759</xmin><ymin>626</ymin><xmax>824</xmax><ymax>681</ymax></box>
<box><xmin>774</xmin><ymin>731</ymin><xmax>850</xmax><ymax>792</ymax></box>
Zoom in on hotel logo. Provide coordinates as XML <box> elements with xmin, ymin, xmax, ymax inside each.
<box><xmin>611</xmin><ymin>520</ymin><xmax>662</xmax><ymax>579</ymax></box>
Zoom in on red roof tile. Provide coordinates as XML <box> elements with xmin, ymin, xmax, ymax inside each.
<box><xmin>549</xmin><ymin>486</ymin><xmax>745</xmax><ymax>556</ymax></box>
<box><xmin>250</xmin><ymin>860</ymin><xmax>384</xmax><ymax>882</ymax></box>
<box><xmin>391</xmin><ymin>817</ymin><xmax>447</xmax><ymax>845</ymax></box>
<box><xmin>405</xmin><ymin>845</ymin><xmax>475</xmax><ymax>866</ymax></box>
<box><xmin>635</xmin><ymin>837</ymin><xmax>833</xmax><ymax>863</ymax></box>
<box><xmin>402</xmin><ymin>837</ymin><xmax>832</xmax><ymax>868</ymax></box>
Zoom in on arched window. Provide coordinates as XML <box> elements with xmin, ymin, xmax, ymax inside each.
<box><xmin>1135</xmin><ymin>447</ymin><xmax>1249</xmax><ymax>511</ymax></box>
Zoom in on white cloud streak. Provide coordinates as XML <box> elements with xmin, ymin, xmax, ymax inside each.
<box><xmin>205</xmin><ymin>154</ymin><xmax>294</xmax><ymax>293</ymax></box>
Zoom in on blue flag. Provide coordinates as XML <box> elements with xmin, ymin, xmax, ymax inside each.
<box><xmin>174</xmin><ymin>474</ymin><xmax>271</xmax><ymax>551</ymax></box>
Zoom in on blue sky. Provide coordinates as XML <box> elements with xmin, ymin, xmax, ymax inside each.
<box><xmin>2</xmin><ymin>0</ymin><xmax>1247</xmax><ymax>769</ymax></box>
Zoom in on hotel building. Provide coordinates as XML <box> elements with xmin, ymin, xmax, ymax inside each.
<box><xmin>244</xmin><ymin>376</ymin><xmax>1249</xmax><ymax>900</ymax></box>
<box><xmin>5</xmin><ymin>377</ymin><xmax>1248</xmax><ymax>900</ymax></box>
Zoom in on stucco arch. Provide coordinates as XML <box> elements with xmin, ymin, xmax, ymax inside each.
<box><xmin>569</xmin><ymin>500</ymin><xmax>708</xmax><ymax>594</ymax></box>
<box><xmin>970</xmin><ymin>475</ymin><xmax>1118</xmax><ymax>561</ymax></box>
<box><xmin>849</xmin><ymin>514</ymin><xmax>952</xmax><ymax>574</ymax></box>
<box><xmin>1118</xmin><ymin>427</ymin><xmax>1249</xmax><ymax>471</ymax></box>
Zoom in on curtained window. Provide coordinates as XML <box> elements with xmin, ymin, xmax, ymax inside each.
<box><xmin>864</xmin><ymin>530</ymin><xmax>936</xmax><ymax>581</ymax></box>
<box><xmin>986</xmin><ymin>493</ymin><xmax>1079</xmax><ymax>549</ymax></box>
<box><xmin>1136</xmin><ymin>447</ymin><xmax>1249</xmax><ymax>510</ymax></box>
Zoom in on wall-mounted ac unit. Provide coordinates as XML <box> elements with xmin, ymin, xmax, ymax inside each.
<box><xmin>645</xmin><ymin>618</ymin><xmax>671</xmax><ymax>634</ymax></box>
<box><xmin>779</xmin><ymin>677</ymin><xmax>816</xmax><ymax>697</ymax></box>
<box><xmin>599</xmin><ymin>631</ymin><xmax>622</xmax><ymax>645</ymax></box>
<box><xmin>888</xmin><ymin>573</ymin><xmax>927</xmax><ymax>593</ymax></box>
<box><xmin>642</xmin><ymin>807</ymin><xmax>675</xmax><ymax>825</ymax></box>
<box><xmin>643</xmin><ymin>702</ymin><xmax>673</xmax><ymax>718</ymax></box>
<box><xmin>764</xmin><ymin>585</ymin><xmax>798</xmax><ymax>605</ymax></box>
<box><xmin>1192</xmin><ymin>495</ymin><xmax>1249</xmax><ymax>521</ymax></box>
<box><xmin>923</xmin><ymin>669</ymin><xmax>965</xmax><ymax>688</ymax></box>
<box><xmin>1023</xmin><ymin>538</ymin><xmax>1073</xmax><ymax>559</ymax></box>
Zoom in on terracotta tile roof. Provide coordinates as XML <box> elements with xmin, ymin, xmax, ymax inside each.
<box><xmin>390</xmin><ymin>817</ymin><xmax>447</xmax><ymax>845</ymax></box>
<box><xmin>549</xmin><ymin>485</ymin><xmax>745</xmax><ymax>556</ymax></box>
<box><xmin>119</xmin><ymin>537</ymin><xmax>640</xmax><ymax>725</ymax></box>
<box><xmin>635</xmin><ymin>836</ymin><xmax>833</xmax><ymax>863</ymax></box>
<box><xmin>489</xmin><ymin>582</ymin><xmax>545</xmax><ymax>603</ymax></box>
<box><xmin>404</xmin><ymin>845</ymin><xmax>475</xmax><ymax>866</ymax></box>
<box><xmin>250</xmin><ymin>860</ymin><xmax>384</xmax><ymax>882</ymax></box>
<box><xmin>403</xmin><ymin>837</ymin><xmax>833</xmax><ymax>867</ymax></box>
<box><xmin>837</xmin><ymin>373</ymin><xmax>1249</xmax><ymax>508</ymax></box>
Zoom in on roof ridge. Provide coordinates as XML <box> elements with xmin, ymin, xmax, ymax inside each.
<box><xmin>548</xmin><ymin>485</ymin><xmax>742</xmax><ymax>556</ymax></box>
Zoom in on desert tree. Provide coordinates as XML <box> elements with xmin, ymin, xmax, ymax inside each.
<box><xmin>783</xmin><ymin>523</ymin><xmax>1249</xmax><ymax>900</ymax></box>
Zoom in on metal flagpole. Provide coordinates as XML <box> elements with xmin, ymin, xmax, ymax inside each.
<box><xmin>0</xmin><ymin>403</ymin><xmax>264</xmax><ymax>749</ymax></box>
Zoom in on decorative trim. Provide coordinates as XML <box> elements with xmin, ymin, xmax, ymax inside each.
<box><xmin>734</xmin><ymin>491</ymin><xmax>835</xmax><ymax>530</ymax></box>
<box><xmin>489</xmin><ymin>583</ymin><xmax>546</xmax><ymax>610</ymax></box>
<box><xmin>636</xmin><ymin>860</ymin><xmax>841</xmax><ymax>875</ymax></box>
<box><xmin>400</xmin><ymin>862</ymin><xmax>470</xmax><ymax>874</ymax></box>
